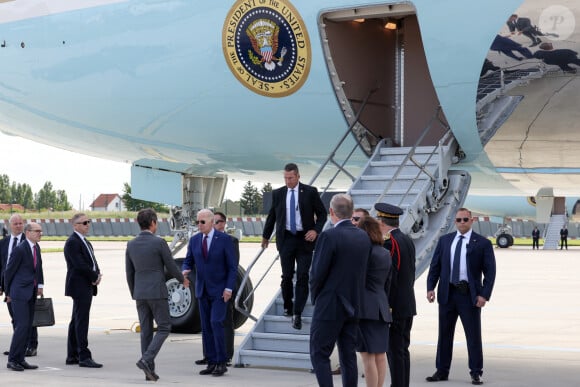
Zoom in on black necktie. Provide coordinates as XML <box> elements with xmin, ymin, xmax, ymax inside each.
<box><xmin>11</xmin><ymin>236</ymin><xmax>18</xmax><ymax>251</ymax></box>
<box><xmin>451</xmin><ymin>235</ymin><xmax>464</xmax><ymax>284</ymax></box>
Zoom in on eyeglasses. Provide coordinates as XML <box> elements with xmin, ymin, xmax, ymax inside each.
<box><xmin>455</xmin><ymin>217</ymin><xmax>471</xmax><ymax>223</ymax></box>
<box><xmin>214</xmin><ymin>220</ymin><xmax>225</xmax><ymax>224</ymax></box>
<box><xmin>351</xmin><ymin>216</ymin><xmax>361</xmax><ymax>222</ymax></box>
<box><xmin>195</xmin><ymin>220</ymin><xmax>206</xmax><ymax>225</ymax></box>
<box><xmin>76</xmin><ymin>220</ymin><xmax>91</xmax><ymax>225</ymax></box>
<box><xmin>28</xmin><ymin>229</ymin><xmax>42</xmax><ymax>233</ymax></box>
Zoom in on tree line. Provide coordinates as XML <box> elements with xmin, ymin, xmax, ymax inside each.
<box><xmin>0</xmin><ymin>174</ymin><xmax>274</xmax><ymax>215</ymax></box>
<box><xmin>0</xmin><ymin>174</ymin><xmax>71</xmax><ymax>211</ymax></box>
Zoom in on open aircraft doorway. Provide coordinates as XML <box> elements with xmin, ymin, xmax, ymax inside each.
<box><xmin>320</xmin><ymin>4</ymin><xmax>450</xmax><ymax>156</ymax></box>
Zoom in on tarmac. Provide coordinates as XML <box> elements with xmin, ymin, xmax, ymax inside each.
<box><xmin>0</xmin><ymin>241</ymin><xmax>578</xmax><ymax>386</ymax></box>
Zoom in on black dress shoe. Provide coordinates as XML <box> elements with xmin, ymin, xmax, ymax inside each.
<box><xmin>136</xmin><ymin>359</ymin><xmax>157</xmax><ymax>381</ymax></box>
<box><xmin>199</xmin><ymin>364</ymin><xmax>216</xmax><ymax>375</ymax></box>
<box><xmin>25</xmin><ymin>348</ymin><xmax>37</xmax><ymax>357</ymax></box>
<box><xmin>65</xmin><ymin>357</ymin><xmax>79</xmax><ymax>365</ymax></box>
<box><xmin>195</xmin><ymin>357</ymin><xmax>208</xmax><ymax>365</ymax></box>
<box><xmin>146</xmin><ymin>371</ymin><xmax>160</xmax><ymax>381</ymax></box>
<box><xmin>7</xmin><ymin>361</ymin><xmax>24</xmax><ymax>371</ymax></box>
<box><xmin>212</xmin><ymin>363</ymin><xmax>227</xmax><ymax>376</ymax></box>
<box><xmin>471</xmin><ymin>374</ymin><xmax>483</xmax><ymax>385</ymax></box>
<box><xmin>283</xmin><ymin>308</ymin><xmax>292</xmax><ymax>317</ymax></box>
<box><xmin>79</xmin><ymin>358</ymin><xmax>103</xmax><ymax>368</ymax></box>
<box><xmin>292</xmin><ymin>314</ymin><xmax>302</xmax><ymax>330</ymax></box>
<box><xmin>19</xmin><ymin>360</ymin><xmax>38</xmax><ymax>370</ymax></box>
<box><xmin>426</xmin><ymin>371</ymin><xmax>449</xmax><ymax>382</ymax></box>
<box><xmin>3</xmin><ymin>351</ymin><xmax>8</xmax><ymax>356</ymax></box>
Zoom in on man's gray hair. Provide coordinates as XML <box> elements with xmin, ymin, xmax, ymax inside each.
<box><xmin>330</xmin><ymin>193</ymin><xmax>353</xmax><ymax>220</ymax></box>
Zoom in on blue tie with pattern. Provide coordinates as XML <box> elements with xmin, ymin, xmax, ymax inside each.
<box><xmin>289</xmin><ymin>189</ymin><xmax>296</xmax><ymax>234</ymax></box>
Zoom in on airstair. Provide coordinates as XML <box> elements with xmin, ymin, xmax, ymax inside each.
<box><xmin>543</xmin><ymin>214</ymin><xmax>567</xmax><ymax>250</ymax></box>
<box><xmin>234</xmin><ymin>106</ymin><xmax>472</xmax><ymax>369</ymax></box>
<box><xmin>348</xmin><ymin>136</ymin><xmax>471</xmax><ymax>277</ymax></box>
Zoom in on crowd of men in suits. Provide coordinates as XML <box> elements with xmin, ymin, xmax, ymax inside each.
<box><xmin>0</xmin><ymin>162</ymin><xmax>497</xmax><ymax>385</ymax></box>
<box><xmin>262</xmin><ymin>163</ymin><xmax>496</xmax><ymax>387</ymax></box>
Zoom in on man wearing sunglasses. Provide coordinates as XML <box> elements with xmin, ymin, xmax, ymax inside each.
<box><xmin>182</xmin><ymin>209</ymin><xmax>237</xmax><ymax>377</ymax></box>
<box><xmin>194</xmin><ymin>212</ymin><xmax>239</xmax><ymax>367</ymax></box>
<box><xmin>63</xmin><ymin>214</ymin><xmax>103</xmax><ymax>368</ymax></box>
<box><xmin>426</xmin><ymin>208</ymin><xmax>496</xmax><ymax>385</ymax></box>
<box><xmin>4</xmin><ymin>222</ymin><xmax>44</xmax><ymax>371</ymax></box>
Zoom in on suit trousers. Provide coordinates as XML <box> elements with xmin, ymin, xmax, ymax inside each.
<box><xmin>279</xmin><ymin>232</ymin><xmax>312</xmax><ymax>315</ymax></box>
<box><xmin>8</xmin><ymin>294</ymin><xmax>36</xmax><ymax>363</ymax></box>
<box><xmin>310</xmin><ymin>317</ymin><xmax>359</xmax><ymax>387</ymax></box>
<box><xmin>202</xmin><ymin>297</ymin><xmax>235</xmax><ymax>361</ymax></box>
<box><xmin>436</xmin><ymin>286</ymin><xmax>483</xmax><ymax>376</ymax></box>
<box><xmin>387</xmin><ymin>316</ymin><xmax>413</xmax><ymax>387</ymax></box>
<box><xmin>6</xmin><ymin>301</ymin><xmax>38</xmax><ymax>350</ymax></box>
<box><xmin>136</xmin><ymin>298</ymin><xmax>172</xmax><ymax>366</ymax></box>
<box><xmin>67</xmin><ymin>295</ymin><xmax>93</xmax><ymax>361</ymax></box>
<box><xmin>199</xmin><ymin>295</ymin><xmax>228</xmax><ymax>364</ymax></box>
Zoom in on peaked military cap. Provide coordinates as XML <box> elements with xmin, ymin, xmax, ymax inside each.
<box><xmin>374</xmin><ymin>202</ymin><xmax>403</xmax><ymax>218</ymax></box>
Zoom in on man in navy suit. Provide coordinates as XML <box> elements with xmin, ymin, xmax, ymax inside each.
<box><xmin>183</xmin><ymin>209</ymin><xmax>237</xmax><ymax>377</ymax></box>
<box><xmin>64</xmin><ymin>213</ymin><xmax>103</xmax><ymax>368</ymax></box>
<box><xmin>426</xmin><ymin>208</ymin><xmax>496</xmax><ymax>385</ymax></box>
<box><xmin>0</xmin><ymin>214</ymin><xmax>39</xmax><ymax>357</ymax></box>
<box><xmin>309</xmin><ymin>193</ymin><xmax>371</xmax><ymax>387</ymax></box>
<box><xmin>262</xmin><ymin>163</ymin><xmax>327</xmax><ymax>330</ymax></box>
<box><xmin>4</xmin><ymin>222</ymin><xmax>44</xmax><ymax>371</ymax></box>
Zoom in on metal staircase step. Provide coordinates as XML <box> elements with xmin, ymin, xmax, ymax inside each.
<box><xmin>354</xmin><ymin>176</ymin><xmax>430</xmax><ymax>190</ymax></box>
<box><xmin>273</xmin><ymin>299</ymin><xmax>313</xmax><ymax>317</ymax></box>
<box><xmin>263</xmin><ymin>315</ymin><xmax>311</xmax><ymax>334</ymax></box>
<box><xmin>237</xmin><ymin>349</ymin><xmax>312</xmax><ymax>369</ymax></box>
<box><xmin>378</xmin><ymin>145</ymin><xmax>437</xmax><ymax>155</ymax></box>
<box><xmin>251</xmin><ymin>332</ymin><xmax>310</xmax><ymax>353</ymax></box>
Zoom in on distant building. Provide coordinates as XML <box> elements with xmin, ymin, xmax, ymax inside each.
<box><xmin>90</xmin><ymin>194</ymin><xmax>126</xmax><ymax>212</ymax></box>
<box><xmin>0</xmin><ymin>203</ymin><xmax>25</xmax><ymax>212</ymax></box>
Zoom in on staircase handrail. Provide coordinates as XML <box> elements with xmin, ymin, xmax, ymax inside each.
<box><xmin>235</xmin><ymin>87</ymin><xmax>379</xmax><ymax>321</ymax></box>
<box><xmin>367</xmin><ymin>106</ymin><xmax>453</xmax><ymax>215</ymax></box>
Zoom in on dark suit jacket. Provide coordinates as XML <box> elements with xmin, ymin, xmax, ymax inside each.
<box><xmin>263</xmin><ymin>182</ymin><xmax>327</xmax><ymax>251</ymax></box>
<box><xmin>358</xmin><ymin>244</ymin><xmax>392</xmax><ymax>323</ymax></box>
<box><xmin>309</xmin><ymin>221</ymin><xmax>371</xmax><ymax>320</ymax></box>
<box><xmin>532</xmin><ymin>229</ymin><xmax>540</xmax><ymax>239</ymax></box>
<box><xmin>385</xmin><ymin>228</ymin><xmax>417</xmax><ymax>319</ymax></box>
<box><xmin>4</xmin><ymin>241</ymin><xmax>44</xmax><ymax>301</ymax></box>
<box><xmin>126</xmin><ymin>231</ymin><xmax>184</xmax><ymax>300</ymax></box>
<box><xmin>427</xmin><ymin>231</ymin><xmax>496</xmax><ymax>306</ymax></box>
<box><xmin>560</xmin><ymin>228</ymin><xmax>569</xmax><ymax>238</ymax></box>
<box><xmin>0</xmin><ymin>233</ymin><xmax>25</xmax><ymax>292</ymax></box>
<box><xmin>64</xmin><ymin>232</ymin><xmax>100</xmax><ymax>298</ymax></box>
<box><xmin>182</xmin><ymin>230</ymin><xmax>237</xmax><ymax>299</ymax></box>
<box><xmin>507</xmin><ymin>17</ymin><xmax>534</xmax><ymax>33</ymax></box>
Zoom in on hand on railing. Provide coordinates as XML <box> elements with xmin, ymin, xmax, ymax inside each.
<box><xmin>261</xmin><ymin>237</ymin><xmax>269</xmax><ymax>249</ymax></box>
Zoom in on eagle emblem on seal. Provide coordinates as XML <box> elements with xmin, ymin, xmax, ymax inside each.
<box><xmin>246</xmin><ymin>19</ymin><xmax>288</xmax><ymax>71</ymax></box>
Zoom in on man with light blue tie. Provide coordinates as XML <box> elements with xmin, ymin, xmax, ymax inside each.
<box><xmin>425</xmin><ymin>208</ymin><xmax>496</xmax><ymax>385</ymax></box>
<box><xmin>262</xmin><ymin>163</ymin><xmax>327</xmax><ymax>330</ymax></box>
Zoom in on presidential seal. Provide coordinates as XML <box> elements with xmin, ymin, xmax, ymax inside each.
<box><xmin>223</xmin><ymin>0</ymin><xmax>311</xmax><ymax>98</ymax></box>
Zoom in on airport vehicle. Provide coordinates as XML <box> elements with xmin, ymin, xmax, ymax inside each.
<box><xmin>0</xmin><ymin>0</ymin><xmax>578</xmax><ymax>333</ymax></box>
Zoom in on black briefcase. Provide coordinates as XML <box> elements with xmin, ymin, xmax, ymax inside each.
<box><xmin>32</xmin><ymin>296</ymin><xmax>55</xmax><ymax>327</ymax></box>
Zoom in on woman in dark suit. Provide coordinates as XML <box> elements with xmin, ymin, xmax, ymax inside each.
<box><xmin>356</xmin><ymin>217</ymin><xmax>392</xmax><ymax>387</ymax></box>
